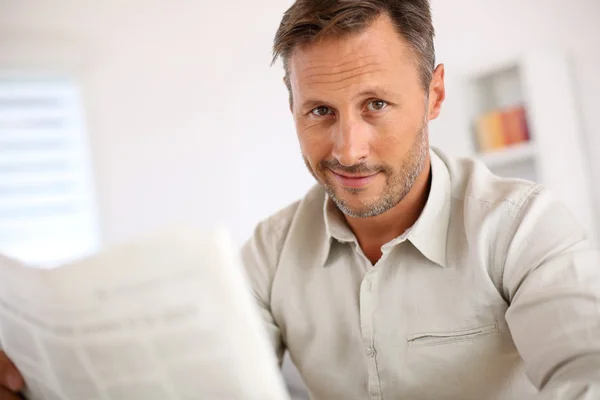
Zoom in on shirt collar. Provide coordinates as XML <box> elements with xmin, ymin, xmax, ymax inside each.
<box><xmin>324</xmin><ymin>196</ymin><xmax>355</xmax><ymax>244</ymax></box>
<box><xmin>407</xmin><ymin>148</ymin><xmax>451</xmax><ymax>268</ymax></box>
<box><xmin>312</xmin><ymin>195</ymin><xmax>345</xmax><ymax>269</ymax></box>
<box><xmin>319</xmin><ymin>148</ymin><xmax>451</xmax><ymax>268</ymax></box>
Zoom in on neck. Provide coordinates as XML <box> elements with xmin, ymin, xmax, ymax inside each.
<box><xmin>345</xmin><ymin>156</ymin><xmax>432</xmax><ymax>264</ymax></box>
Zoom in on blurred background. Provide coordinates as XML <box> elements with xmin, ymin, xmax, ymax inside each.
<box><xmin>0</xmin><ymin>0</ymin><xmax>598</xmax><ymax>397</ymax></box>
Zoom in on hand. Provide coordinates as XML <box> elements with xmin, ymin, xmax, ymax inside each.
<box><xmin>0</xmin><ymin>351</ymin><xmax>23</xmax><ymax>399</ymax></box>
<box><xmin>0</xmin><ymin>388</ymin><xmax>23</xmax><ymax>400</ymax></box>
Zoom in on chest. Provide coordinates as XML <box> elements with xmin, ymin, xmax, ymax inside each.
<box><xmin>274</xmin><ymin>241</ymin><xmax>507</xmax><ymax>339</ymax></box>
<box><xmin>271</xmin><ymin>242</ymin><xmax>534</xmax><ymax>399</ymax></box>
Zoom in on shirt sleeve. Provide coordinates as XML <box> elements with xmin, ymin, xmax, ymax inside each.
<box><xmin>502</xmin><ymin>185</ymin><xmax>600</xmax><ymax>399</ymax></box>
<box><xmin>241</xmin><ymin>219</ymin><xmax>286</xmax><ymax>367</ymax></box>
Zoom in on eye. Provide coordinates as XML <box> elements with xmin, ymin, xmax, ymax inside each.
<box><xmin>311</xmin><ymin>106</ymin><xmax>334</xmax><ymax>116</ymax></box>
<box><xmin>366</xmin><ymin>100</ymin><xmax>388</xmax><ymax>112</ymax></box>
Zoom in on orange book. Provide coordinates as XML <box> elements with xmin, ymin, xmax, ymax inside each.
<box><xmin>475</xmin><ymin>111</ymin><xmax>506</xmax><ymax>152</ymax></box>
<box><xmin>487</xmin><ymin>111</ymin><xmax>505</xmax><ymax>150</ymax></box>
<box><xmin>501</xmin><ymin>107</ymin><xmax>521</xmax><ymax>145</ymax></box>
<box><xmin>515</xmin><ymin>106</ymin><xmax>531</xmax><ymax>142</ymax></box>
<box><xmin>475</xmin><ymin>113</ymin><xmax>493</xmax><ymax>152</ymax></box>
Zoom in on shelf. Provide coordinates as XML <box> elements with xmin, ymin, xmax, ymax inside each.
<box><xmin>462</xmin><ymin>50</ymin><xmax>597</xmax><ymax>242</ymax></box>
<box><xmin>477</xmin><ymin>142</ymin><xmax>537</xmax><ymax>169</ymax></box>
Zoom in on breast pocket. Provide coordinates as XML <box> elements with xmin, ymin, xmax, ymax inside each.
<box><xmin>406</xmin><ymin>323</ymin><xmax>498</xmax><ymax>348</ymax></box>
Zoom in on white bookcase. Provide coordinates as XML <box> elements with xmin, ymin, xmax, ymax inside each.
<box><xmin>463</xmin><ymin>51</ymin><xmax>597</xmax><ymax>243</ymax></box>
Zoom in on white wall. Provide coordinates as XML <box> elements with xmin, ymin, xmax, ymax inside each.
<box><xmin>0</xmin><ymin>0</ymin><xmax>306</xmax><ymax>247</ymax></box>
<box><xmin>2</xmin><ymin>0</ymin><xmax>597</xmax><ymax>248</ymax></box>
<box><xmin>430</xmin><ymin>0</ymin><xmax>600</xmax><ymax>233</ymax></box>
<box><xmin>1</xmin><ymin>0</ymin><xmax>598</xmax><ymax>246</ymax></box>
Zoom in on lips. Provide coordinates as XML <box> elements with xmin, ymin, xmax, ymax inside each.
<box><xmin>331</xmin><ymin>170</ymin><xmax>378</xmax><ymax>189</ymax></box>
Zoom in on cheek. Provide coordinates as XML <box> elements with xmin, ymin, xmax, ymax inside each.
<box><xmin>296</xmin><ymin>122</ymin><xmax>332</xmax><ymax>164</ymax></box>
<box><xmin>371</xmin><ymin>113</ymin><xmax>422</xmax><ymax>156</ymax></box>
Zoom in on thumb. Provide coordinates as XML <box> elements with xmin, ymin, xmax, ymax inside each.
<box><xmin>0</xmin><ymin>352</ymin><xmax>23</xmax><ymax>392</ymax></box>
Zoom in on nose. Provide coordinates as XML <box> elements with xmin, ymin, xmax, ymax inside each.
<box><xmin>331</xmin><ymin>114</ymin><xmax>371</xmax><ymax>167</ymax></box>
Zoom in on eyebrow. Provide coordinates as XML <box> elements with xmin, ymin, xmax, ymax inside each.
<box><xmin>354</xmin><ymin>86</ymin><xmax>395</xmax><ymax>99</ymax></box>
<box><xmin>300</xmin><ymin>99</ymin><xmax>330</xmax><ymax>112</ymax></box>
<box><xmin>300</xmin><ymin>86</ymin><xmax>396</xmax><ymax>111</ymax></box>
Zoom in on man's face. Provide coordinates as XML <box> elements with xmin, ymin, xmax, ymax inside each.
<box><xmin>288</xmin><ymin>15</ymin><xmax>444</xmax><ymax>218</ymax></box>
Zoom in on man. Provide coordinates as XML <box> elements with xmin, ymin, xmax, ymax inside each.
<box><xmin>2</xmin><ymin>0</ymin><xmax>600</xmax><ymax>399</ymax></box>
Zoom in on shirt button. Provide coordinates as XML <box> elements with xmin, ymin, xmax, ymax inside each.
<box><xmin>366</xmin><ymin>347</ymin><xmax>376</xmax><ymax>358</ymax></box>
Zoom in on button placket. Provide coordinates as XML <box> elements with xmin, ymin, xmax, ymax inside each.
<box><xmin>359</xmin><ymin>268</ymin><xmax>382</xmax><ymax>400</ymax></box>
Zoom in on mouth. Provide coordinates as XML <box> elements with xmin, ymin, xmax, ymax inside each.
<box><xmin>330</xmin><ymin>170</ymin><xmax>379</xmax><ymax>189</ymax></box>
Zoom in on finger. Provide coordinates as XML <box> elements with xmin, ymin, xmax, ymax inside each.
<box><xmin>0</xmin><ymin>353</ymin><xmax>23</xmax><ymax>392</ymax></box>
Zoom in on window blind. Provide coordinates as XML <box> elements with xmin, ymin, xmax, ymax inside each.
<box><xmin>0</xmin><ymin>77</ymin><xmax>100</xmax><ymax>267</ymax></box>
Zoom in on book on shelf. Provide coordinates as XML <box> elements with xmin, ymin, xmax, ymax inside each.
<box><xmin>474</xmin><ymin>105</ymin><xmax>530</xmax><ymax>153</ymax></box>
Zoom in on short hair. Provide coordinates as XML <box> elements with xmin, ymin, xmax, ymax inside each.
<box><xmin>272</xmin><ymin>0</ymin><xmax>436</xmax><ymax>101</ymax></box>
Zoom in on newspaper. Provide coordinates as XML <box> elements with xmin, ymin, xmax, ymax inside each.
<box><xmin>0</xmin><ymin>227</ymin><xmax>290</xmax><ymax>400</ymax></box>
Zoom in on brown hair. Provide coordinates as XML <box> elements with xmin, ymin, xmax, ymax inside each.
<box><xmin>272</xmin><ymin>0</ymin><xmax>435</xmax><ymax>101</ymax></box>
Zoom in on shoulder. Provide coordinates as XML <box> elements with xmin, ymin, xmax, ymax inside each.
<box><xmin>241</xmin><ymin>199</ymin><xmax>301</xmax><ymax>274</ymax></box>
<box><xmin>435</xmin><ymin>149</ymin><xmax>590</xmax><ymax>295</ymax></box>
<box><xmin>240</xmin><ymin>184</ymin><xmax>326</xmax><ymax>298</ymax></box>
<box><xmin>244</xmin><ymin>184</ymin><xmax>326</xmax><ymax>259</ymax></box>
<box><xmin>438</xmin><ymin>149</ymin><xmax>583</xmax><ymax>238</ymax></box>
<box><xmin>435</xmin><ymin>148</ymin><xmax>579</xmax><ymax>247</ymax></box>
<box><xmin>434</xmin><ymin>148</ymin><xmax>555</xmax><ymax>249</ymax></box>
<box><xmin>435</xmin><ymin>148</ymin><xmax>541</xmax><ymax>211</ymax></box>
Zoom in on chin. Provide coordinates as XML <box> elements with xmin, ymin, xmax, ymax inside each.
<box><xmin>329</xmin><ymin>182</ymin><xmax>398</xmax><ymax>218</ymax></box>
<box><xmin>335</xmin><ymin>199</ymin><xmax>378</xmax><ymax>218</ymax></box>
<box><xmin>334</xmin><ymin>187</ymin><xmax>377</xmax><ymax>209</ymax></box>
<box><xmin>339</xmin><ymin>181</ymin><xmax>379</xmax><ymax>196</ymax></box>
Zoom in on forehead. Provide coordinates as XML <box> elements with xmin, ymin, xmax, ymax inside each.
<box><xmin>288</xmin><ymin>15</ymin><xmax>419</xmax><ymax>99</ymax></box>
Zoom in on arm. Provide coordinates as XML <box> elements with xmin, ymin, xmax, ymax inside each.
<box><xmin>502</xmin><ymin>186</ymin><xmax>600</xmax><ymax>399</ymax></box>
<box><xmin>241</xmin><ymin>220</ymin><xmax>286</xmax><ymax>366</ymax></box>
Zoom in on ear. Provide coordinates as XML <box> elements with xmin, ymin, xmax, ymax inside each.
<box><xmin>427</xmin><ymin>64</ymin><xmax>446</xmax><ymax>121</ymax></box>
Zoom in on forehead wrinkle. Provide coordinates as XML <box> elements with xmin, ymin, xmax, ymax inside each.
<box><xmin>298</xmin><ymin>55</ymin><xmax>374</xmax><ymax>73</ymax></box>
<box><xmin>307</xmin><ymin>69</ymin><xmax>387</xmax><ymax>86</ymax></box>
<box><xmin>305</xmin><ymin>62</ymin><xmax>381</xmax><ymax>79</ymax></box>
<box><xmin>328</xmin><ymin>80</ymin><xmax>388</xmax><ymax>94</ymax></box>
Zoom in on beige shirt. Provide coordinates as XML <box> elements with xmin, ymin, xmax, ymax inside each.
<box><xmin>242</xmin><ymin>148</ymin><xmax>600</xmax><ymax>400</ymax></box>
